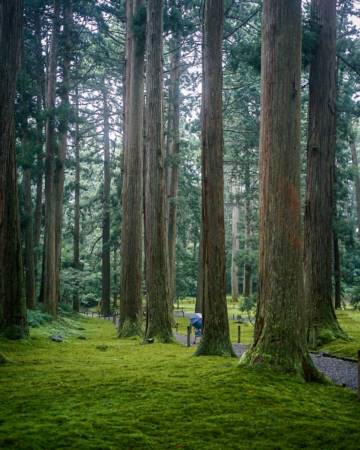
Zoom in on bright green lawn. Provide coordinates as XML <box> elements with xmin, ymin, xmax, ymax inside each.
<box><xmin>320</xmin><ymin>310</ymin><xmax>360</xmax><ymax>359</ymax></box>
<box><xmin>0</xmin><ymin>315</ymin><xmax>360</xmax><ymax>449</ymax></box>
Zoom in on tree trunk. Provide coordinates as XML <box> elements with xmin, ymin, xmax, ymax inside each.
<box><xmin>0</xmin><ymin>0</ymin><xmax>27</xmax><ymax>338</ymax></box>
<box><xmin>243</xmin><ymin>165</ymin><xmax>252</xmax><ymax>298</ymax></box>
<box><xmin>101</xmin><ymin>81</ymin><xmax>111</xmax><ymax>316</ymax></box>
<box><xmin>333</xmin><ymin>232</ymin><xmax>341</xmax><ymax>309</ymax></box>
<box><xmin>41</xmin><ymin>0</ymin><xmax>60</xmax><ymax>316</ymax></box>
<box><xmin>195</xmin><ymin>0</ymin><xmax>233</xmax><ymax>356</ymax></box>
<box><xmin>119</xmin><ymin>0</ymin><xmax>145</xmax><ymax>336</ymax></box>
<box><xmin>144</xmin><ymin>0</ymin><xmax>173</xmax><ymax>343</ymax></box>
<box><xmin>167</xmin><ymin>24</ymin><xmax>181</xmax><ymax>310</ymax></box>
<box><xmin>304</xmin><ymin>0</ymin><xmax>345</xmax><ymax>344</ymax></box>
<box><xmin>33</xmin><ymin>10</ymin><xmax>45</xmax><ymax>280</ymax></box>
<box><xmin>243</xmin><ymin>0</ymin><xmax>319</xmax><ymax>379</ymax></box>
<box><xmin>22</xmin><ymin>133</ymin><xmax>36</xmax><ymax>310</ymax></box>
<box><xmin>54</xmin><ymin>0</ymin><xmax>72</xmax><ymax>306</ymax></box>
<box><xmin>73</xmin><ymin>88</ymin><xmax>81</xmax><ymax>313</ymax></box>
<box><xmin>350</xmin><ymin>140</ymin><xmax>360</xmax><ymax>238</ymax></box>
<box><xmin>195</xmin><ymin>226</ymin><xmax>203</xmax><ymax>314</ymax></box>
<box><xmin>231</xmin><ymin>188</ymin><xmax>239</xmax><ymax>302</ymax></box>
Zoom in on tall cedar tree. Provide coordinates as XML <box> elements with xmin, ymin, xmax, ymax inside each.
<box><xmin>0</xmin><ymin>0</ymin><xmax>27</xmax><ymax>338</ymax></box>
<box><xmin>231</xmin><ymin>187</ymin><xmax>239</xmax><ymax>302</ymax></box>
<box><xmin>144</xmin><ymin>0</ymin><xmax>173</xmax><ymax>342</ymax></box>
<box><xmin>350</xmin><ymin>139</ymin><xmax>360</xmax><ymax>238</ymax></box>
<box><xmin>242</xmin><ymin>0</ymin><xmax>319</xmax><ymax>379</ymax></box>
<box><xmin>41</xmin><ymin>0</ymin><xmax>60</xmax><ymax>316</ymax></box>
<box><xmin>167</xmin><ymin>0</ymin><xmax>181</xmax><ymax>309</ymax></box>
<box><xmin>304</xmin><ymin>0</ymin><xmax>345</xmax><ymax>344</ymax></box>
<box><xmin>54</xmin><ymin>0</ymin><xmax>72</xmax><ymax>307</ymax></box>
<box><xmin>119</xmin><ymin>0</ymin><xmax>145</xmax><ymax>336</ymax></box>
<box><xmin>195</xmin><ymin>0</ymin><xmax>233</xmax><ymax>356</ymax></box>
<box><xmin>73</xmin><ymin>88</ymin><xmax>81</xmax><ymax>312</ymax></box>
<box><xmin>101</xmin><ymin>80</ymin><xmax>111</xmax><ymax>315</ymax></box>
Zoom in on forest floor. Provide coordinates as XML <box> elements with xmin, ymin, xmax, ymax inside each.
<box><xmin>0</xmin><ymin>311</ymin><xmax>359</xmax><ymax>449</ymax></box>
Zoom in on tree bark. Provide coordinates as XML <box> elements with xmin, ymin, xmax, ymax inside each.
<box><xmin>231</xmin><ymin>188</ymin><xmax>239</xmax><ymax>302</ymax></box>
<box><xmin>144</xmin><ymin>0</ymin><xmax>173</xmax><ymax>343</ymax></box>
<box><xmin>0</xmin><ymin>0</ymin><xmax>27</xmax><ymax>338</ymax></box>
<box><xmin>40</xmin><ymin>0</ymin><xmax>60</xmax><ymax>316</ymax></box>
<box><xmin>195</xmin><ymin>0</ymin><xmax>233</xmax><ymax>356</ymax></box>
<box><xmin>167</xmin><ymin>22</ymin><xmax>181</xmax><ymax>310</ymax></box>
<box><xmin>304</xmin><ymin>0</ymin><xmax>345</xmax><ymax>344</ymax></box>
<box><xmin>101</xmin><ymin>81</ymin><xmax>111</xmax><ymax>316</ymax></box>
<box><xmin>73</xmin><ymin>88</ymin><xmax>81</xmax><ymax>313</ymax></box>
<box><xmin>333</xmin><ymin>232</ymin><xmax>341</xmax><ymax>309</ymax></box>
<box><xmin>350</xmin><ymin>140</ymin><xmax>360</xmax><ymax>238</ymax></box>
<box><xmin>119</xmin><ymin>0</ymin><xmax>145</xmax><ymax>336</ymax></box>
<box><xmin>243</xmin><ymin>0</ymin><xmax>319</xmax><ymax>379</ymax></box>
<box><xmin>22</xmin><ymin>132</ymin><xmax>36</xmax><ymax>310</ymax></box>
<box><xmin>54</xmin><ymin>0</ymin><xmax>72</xmax><ymax>306</ymax></box>
<box><xmin>195</xmin><ymin>226</ymin><xmax>203</xmax><ymax>314</ymax></box>
<box><xmin>243</xmin><ymin>164</ymin><xmax>252</xmax><ymax>298</ymax></box>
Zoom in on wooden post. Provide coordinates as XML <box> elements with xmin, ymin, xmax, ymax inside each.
<box><xmin>187</xmin><ymin>325</ymin><xmax>191</xmax><ymax>347</ymax></box>
<box><xmin>182</xmin><ymin>309</ymin><xmax>184</xmax><ymax>318</ymax></box>
<box><xmin>237</xmin><ymin>324</ymin><xmax>241</xmax><ymax>344</ymax></box>
<box><xmin>358</xmin><ymin>350</ymin><xmax>360</xmax><ymax>401</ymax></box>
<box><xmin>175</xmin><ymin>322</ymin><xmax>179</xmax><ymax>332</ymax></box>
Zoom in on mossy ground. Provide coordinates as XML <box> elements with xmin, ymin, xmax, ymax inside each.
<box><xmin>319</xmin><ymin>309</ymin><xmax>360</xmax><ymax>359</ymax></box>
<box><xmin>0</xmin><ymin>312</ymin><xmax>360</xmax><ymax>449</ymax></box>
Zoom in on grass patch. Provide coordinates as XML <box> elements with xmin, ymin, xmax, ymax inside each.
<box><xmin>0</xmin><ymin>315</ymin><xmax>359</xmax><ymax>449</ymax></box>
<box><xmin>320</xmin><ymin>310</ymin><xmax>360</xmax><ymax>359</ymax></box>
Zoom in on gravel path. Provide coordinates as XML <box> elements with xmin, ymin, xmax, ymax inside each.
<box><xmin>176</xmin><ymin>334</ymin><xmax>358</xmax><ymax>390</ymax></box>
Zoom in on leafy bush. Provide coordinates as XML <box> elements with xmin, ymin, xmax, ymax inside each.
<box><xmin>27</xmin><ymin>309</ymin><xmax>53</xmax><ymax>328</ymax></box>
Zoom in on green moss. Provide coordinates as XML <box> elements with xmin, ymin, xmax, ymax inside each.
<box><xmin>0</xmin><ymin>316</ymin><xmax>359</xmax><ymax>449</ymax></box>
<box><xmin>320</xmin><ymin>310</ymin><xmax>360</xmax><ymax>359</ymax></box>
<box><xmin>118</xmin><ymin>318</ymin><xmax>143</xmax><ymax>338</ymax></box>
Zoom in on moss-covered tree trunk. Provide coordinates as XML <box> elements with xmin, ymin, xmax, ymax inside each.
<box><xmin>195</xmin><ymin>0</ymin><xmax>233</xmax><ymax>357</ymax></box>
<box><xmin>144</xmin><ymin>0</ymin><xmax>173</xmax><ymax>343</ymax></box>
<box><xmin>0</xmin><ymin>0</ymin><xmax>27</xmax><ymax>339</ymax></box>
<box><xmin>243</xmin><ymin>0</ymin><xmax>319</xmax><ymax>379</ymax></box>
<box><xmin>119</xmin><ymin>0</ymin><xmax>145</xmax><ymax>336</ymax></box>
<box><xmin>304</xmin><ymin>0</ymin><xmax>345</xmax><ymax>345</ymax></box>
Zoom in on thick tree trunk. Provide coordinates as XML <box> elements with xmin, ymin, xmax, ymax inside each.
<box><xmin>0</xmin><ymin>0</ymin><xmax>27</xmax><ymax>338</ymax></box>
<box><xmin>73</xmin><ymin>89</ymin><xmax>81</xmax><ymax>313</ymax></box>
<box><xmin>333</xmin><ymin>232</ymin><xmax>341</xmax><ymax>309</ymax></box>
<box><xmin>144</xmin><ymin>0</ymin><xmax>173</xmax><ymax>343</ymax></box>
<box><xmin>195</xmin><ymin>227</ymin><xmax>203</xmax><ymax>314</ymax></box>
<box><xmin>304</xmin><ymin>0</ymin><xmax>345</xmax><ymax>344</ymax></box>
<box><xmin>41</xmin><ymin>0</ymin><xmax>60</xmax><ymax>316</ymax></box>
<box><xmin>54</xmin><ymin>0</ymin><xmax>72</xmax><ymax>306</ymax></box>
<box><xmin>243</xmin><ymin>166</ymin><xmax>252</xmax><ymax>298</ymax></box>
<box><xmin>119</xmin><ymin>0</ymin><xmax>145</xmax><ymax>336</ymax></box>
<box><xmin>167</xmin><ymin>29</ymin><xmax>181</xmax><ymax>311</ymax></box>
<box><xmin>350</xmin><ymin>140</ymin><xmax>360</xmax><ymax>238</ymax></box>
<box><xmin>22</xmin><ymin>133</ymin><xmax>36</xmax><ymax>310</ymax></box>
<box><xmin>231</xmin><ymin>189</ymin><xmax>239</xmax><ymax>302</ymax></box>
<box><xmin>33</xmin><ymin>10</ymin><xmax>45</xmax><ymax>279</ymax></box>
<box><xmin>195</xmin><ymin>0</ymin><xmax>233</xmax><ymax>356</ymax></box>
<box><xmin>101</xmin><ymin>82</ymin><xmax>111</xmax><ymax>316</ymax></box>
<box><xmin>243</xmin><ymin>0</ymin><xmax>319</xmax><ymax>379</ymax></box>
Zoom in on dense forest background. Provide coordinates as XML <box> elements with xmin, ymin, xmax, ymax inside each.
<box><xmin>12</xmin><ymin>0</ymin><xmax>360</xmax><ymax>317</ymax></box>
